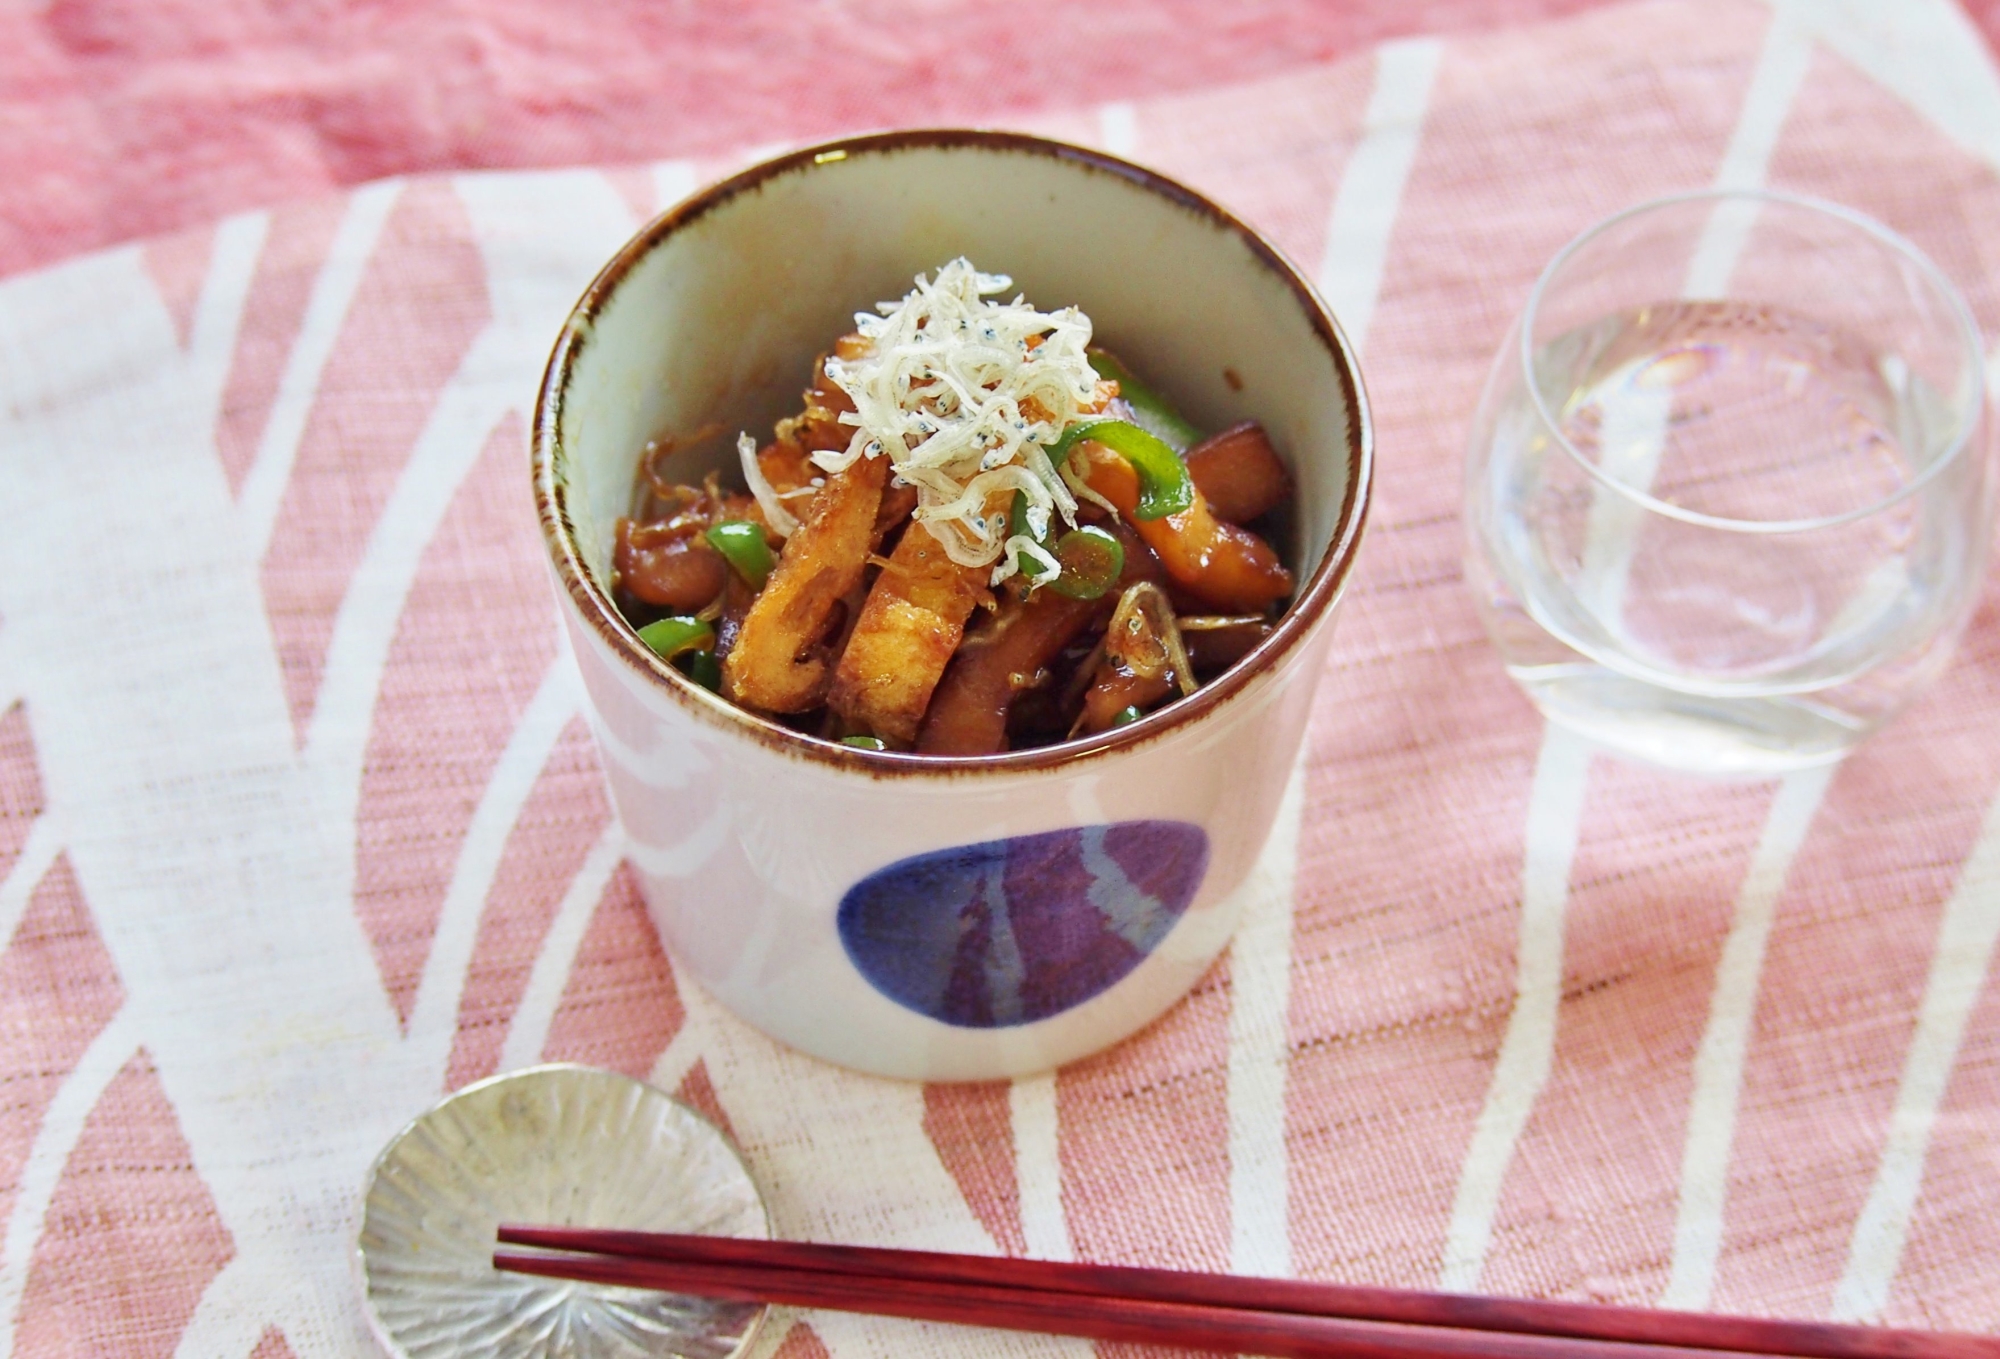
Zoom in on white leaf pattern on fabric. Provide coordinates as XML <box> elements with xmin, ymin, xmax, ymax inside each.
<box><xmin>1</xmin><ymin>5</ymin><xmax>1998</xmax><ymax>1351</ymax></box>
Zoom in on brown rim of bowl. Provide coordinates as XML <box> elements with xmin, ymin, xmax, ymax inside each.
<box><xmin>532</xmin><ymin>127</ymin><xmax>1373</xmax><ymax>779</ymax></box>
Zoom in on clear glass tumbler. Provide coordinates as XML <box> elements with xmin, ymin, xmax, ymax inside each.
<box><xmin>1465</xmin><ymin>191</ymin><xmax>1992</xmax><ymax>775</ymax></box>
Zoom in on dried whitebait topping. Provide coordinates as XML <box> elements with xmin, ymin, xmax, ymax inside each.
<box><xmin>819</xmin><ymin>258</ymin><xmax>1101</xmax><ymax>583</ymax></box>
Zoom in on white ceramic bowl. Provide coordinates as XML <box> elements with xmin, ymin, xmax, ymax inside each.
<box><xmin>534</xmin><ymin>130</ymin><xmax>1371</xmax><ymax>1080</ymax></box>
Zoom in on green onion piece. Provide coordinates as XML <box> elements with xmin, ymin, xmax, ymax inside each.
<box><xmin>636</xmin><ymin>615</ymin><xmax>714</xmax><ymax>661</ymax></box>
<box><xmin>841</xmin><ymin>735</ymin><xmax>887</xmax><ymax>750</ymax></box>
<box><xmin>1007</xmin><ymin>491</ymin><xmax>1060</xmax><ymax>585</ymax></box>
<box><xmin>705</xmin><ymin>520</ymin><xmax>774</xmax><ymax>589</ymax></box>
<box><xmin>1045</xmin><ymin>526</ymin><xmax>1124</xmax><ymax>600</ymax></box>
<box><xmin>1088</xmin><ymin>348</ymin><xmax>1201</xmax><ymax>451</ymax></box>
<box><xmin>1111</xmin><ymin>705</ymin><xmax>1146</xmax><ymax>728</ymax></box>
<box><xmin>1043</xmin><ymin>419</ymin><xmax>1194</xmax><ymax>522</ymax></box>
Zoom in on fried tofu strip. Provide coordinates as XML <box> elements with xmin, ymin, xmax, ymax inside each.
<box><xmin>722</xmin><ymin>452</ymin><xmax>888</xmax><ymax>713</ymax></box>
<box><xmin>829</xmin><ymin>521</ymin><xmax>989</xmax><ymax>745</ymax></box>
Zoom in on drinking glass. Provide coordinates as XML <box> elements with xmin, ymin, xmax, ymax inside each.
<box><xmin>1465</xmin><ymin>190</ymin><xmax>1993</xmax><ymax>776</ymax></box>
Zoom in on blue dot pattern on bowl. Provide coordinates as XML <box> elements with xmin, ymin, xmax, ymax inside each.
<box><xmin>837</xmin><ymin>820</ymin><xmax>1210</xmax><ymax>1028</ymax></box>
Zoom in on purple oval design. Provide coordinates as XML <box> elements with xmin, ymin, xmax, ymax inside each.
<box><xmin>838</xmin><ymin>820</ymin><xmax>1209</xmax><ymax>1028</ymax></box>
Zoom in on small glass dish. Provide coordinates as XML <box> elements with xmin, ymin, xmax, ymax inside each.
<box><xmin>358</xmin><ymin>1064</ymin><xmax>770</xmax><ymax>1359</ymax></box>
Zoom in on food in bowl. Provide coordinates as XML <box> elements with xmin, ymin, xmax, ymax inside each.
<box><xmin>535</xmin><ymin>130</ymin><xmax>1372</xmax><ymax>1078</ymax></box>
<box><xmin>609</xmin><ymin>258</ymin><xmax>1296</xmax><ymax>755</ymax></box>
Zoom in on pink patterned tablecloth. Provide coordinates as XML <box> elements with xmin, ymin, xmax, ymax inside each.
<box><xmin>0</xmin><ymin>0</ymin><xmax>1630</xmax><ymax>283</ymax></box>
<box><xmin>4</xmin><ymin>1</ymin><xmax>2000</xmax><ymax>1355</ymax></box>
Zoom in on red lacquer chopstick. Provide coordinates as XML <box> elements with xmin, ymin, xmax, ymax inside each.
<box><xmin>493</xmin><ymin>1246</ymin><xmax>1727</xmax><ymax>1359</ymax></box>
<box><xmin>493</xmin><ymin>1227</ymin><xmax>1999</xmax><ymax>1359</ymax></box>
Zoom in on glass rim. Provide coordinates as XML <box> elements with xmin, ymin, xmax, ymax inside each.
<box><xmin>1518</xmin><ymin>187</ymin><xmax>1986</xmax><ymax>535</ymax></box>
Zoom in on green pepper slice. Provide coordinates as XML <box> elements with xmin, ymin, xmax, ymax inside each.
<box><xmin>677</xmin><ymin>649</ymin><xmax>722</xmax><ymax>692</ymax></box>
<box><xmin>705</xmin><ymin>520</ymin><xmax>774</xmax><ymax>589</ymax></box>
<box><xmin>636</xmin><ymin>615</ymin><xmax>714</xmax><ymax>661</ymax></box>
<box><xmin>1044</xmin><ymin>526</ymin><xmax>1124</xmax><ymax>601</ymax></box>
<box><xmin>1043</xmin><ymin>419</ymin><xmax>1194</xmax><ymax>521</ymax></box>
<box><xmin>1111</xmin><ymin>704</ymin><xmax>1146</xmax><ymax>728</ymax></box>
<box><xmin>841</xmin><ymin>735</ymin><xmax>887</xmax><ymax>750</ymax></box>
<box><xmin>1088</xmin><ymin>348</ymin><xmax>1201</xmax><ymax>451</ymax></box>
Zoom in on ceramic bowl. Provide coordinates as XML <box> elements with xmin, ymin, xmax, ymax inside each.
<box><xmin>533</xmin><ymin>129</ymin><xmax>1371</xmax><ymax>1080</ymax></box>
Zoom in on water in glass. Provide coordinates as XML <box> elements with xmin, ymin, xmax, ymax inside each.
<box><xmin>1466</xmin><ymin>195</ymin><xmax>1990</xmax><ymax>775</ymax></box>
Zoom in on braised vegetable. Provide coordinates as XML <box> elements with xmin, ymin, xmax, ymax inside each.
<box><xmin>1074</xmin><ymin>583</ymin><xmax>1195</xmax><ymax>736</ymax></box>
<box><xmin>680</xmin><ymin>650</ymin><xmax>723</xmax><ymax>692</ymax></box>
<box><xmin>1005</xmin><ymin>492</ymin><xmax>1125</xmax><ymax>600</ymax></box>
<box><xmin>712</xmin><ymin>570</ymin><xmax>759</xmax><ymax>664</ymax></box>
<box><xmin>918</xmin><ymin>520</ymin><xmax>1164</xmax><ymax>755</ymax></box>
<box><xmin>614</xmin><ymin>261</ymin><xmax>1299</xmax><ymax>753</ymax></box>
<box><xmin>637</xmin><ymin>615</ymin><xmax>715</xmax><ymax>660</ymax></box>
<box><xmin>706</xmin><ymin>520</ymin><xmax>775</xmax><ymax>588</ymax></box>
<box><xmin>1044</xmin><ymin>419</ymin><xmax>1193</xmax><ymax>521</ymax></box>
<box><xmin>636</xmin><ymin>615</ymin><xmax>722</xmax><ymax>694</ymax></box>
<box><xmin>1185</xmin><ymin>421</ymin><xmax>1294</xmax><ymax>524</ymax></box>
<box><xmin>1180</xmin><ymin>615</ymin><xmax>1274</xmax><ymax>672</ymax></box>
<box><xmin>1006</xmin><ymin>490</ymin><xmax>1060</xmax><ymax>587</ymax></box>
<box><xmin>1075</xmin><ymin>439</ymin><xmax>1292</xmax><ymax>613</ymax></box>
<box><xmin>1045</xmin><ymin>527</ymin><xmax>1124</xmax><ymax>601</ymax></box>
<box><xmin>617</xmin><ymin>519</ymin><xmax>726</xmax><ymax>610</ymax></box>
<box><xmin>614</xmin><ymin>473</ymin><xmax>750</xmax><ymax>611</ymax></box>
<box><xmin>1088</xmin><ymin>348</ymin><xmax>1201</xmax><ymax>450</ymax></box>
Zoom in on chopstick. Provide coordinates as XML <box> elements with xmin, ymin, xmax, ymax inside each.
<box><xmin>493</xmin><ymin>1227</ymin><xmax>1997</xmax><ymax>1359</ymax></box>
<box><xmin>494</xmin><ymin>1244</ymin><xmax>1714</xmax><ymax>1359</ymax></box>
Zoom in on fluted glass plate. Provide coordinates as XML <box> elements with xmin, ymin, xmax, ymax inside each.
<box><xmin>359</xmin><ymin>1064</ymin><xmax>769</xmax><ymax>1358</ymax></box>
